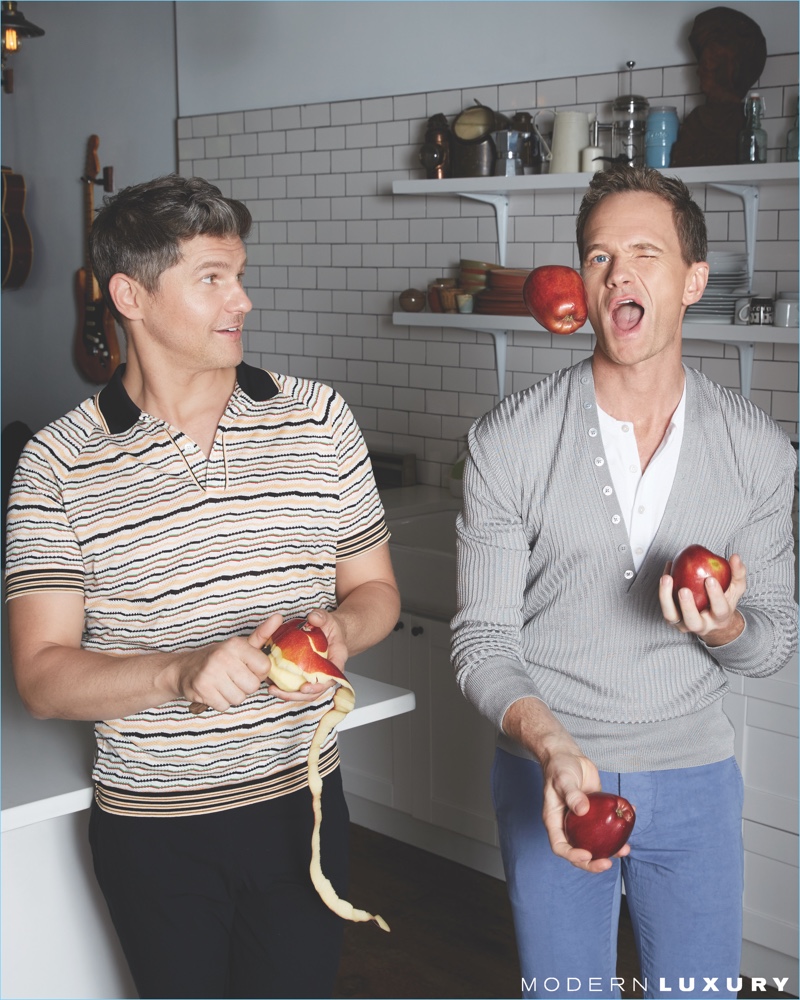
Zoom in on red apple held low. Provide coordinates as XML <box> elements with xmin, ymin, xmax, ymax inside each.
<box><xmin>671</xmin><ymin>545</ymin><xmax>732</xmax><ymax>613</ymax></box>
<box><xmin>565</xmin><ymin>792</ymin><xmax>636</xmax><ymax>860</ymax></box>
<box><xmin>522</xmin><ymin>265</ymin><xmax>588</xmax><ymax>335</ymax></box>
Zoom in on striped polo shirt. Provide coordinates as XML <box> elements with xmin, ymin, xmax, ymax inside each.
<box><xmin>5</xmin><ymin>362</ymin><xmax>389</xmax><ymax>816</ymax></box>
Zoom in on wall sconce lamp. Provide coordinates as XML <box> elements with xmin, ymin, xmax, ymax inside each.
<box><xmin>2</xmin><ymin>1</ymin><xmax>44</xmax><ymax>94</ymax></box>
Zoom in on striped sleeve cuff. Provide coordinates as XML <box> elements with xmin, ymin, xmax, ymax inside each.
<box><xmin>337</xmin><ymin>519</ymin><xmax>390</xmax><ymax>560</ymax></box>
<box><xmin>5</xmin><ymin>568</ymin><xmax>85</xmax><ymax>600</ymax></box>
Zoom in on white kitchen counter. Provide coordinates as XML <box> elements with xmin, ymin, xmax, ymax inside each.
<box><xmin>380</xmin><ymin>482</ymin><xmax>459</xmax><ymax>516</ymax></box>
<box><xmin>1</xmin><ymin>667</ymin><xmax>414</xmax><ymax>833</ymax></box>
<box><xmin>0</xmin><ymin>621</ymin><xmax>415</xmax><ymax>1000</ymax></box>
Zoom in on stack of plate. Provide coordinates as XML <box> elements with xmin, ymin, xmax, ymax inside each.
<box><xmin>474</xmin><ymin>268</ymin><xmax>532</xmax><ymax>316</ymax></box>
<box><xmin>686</xmin><ymin>251</ymin><xmax>749</xmax><ymax>324</ymax></box>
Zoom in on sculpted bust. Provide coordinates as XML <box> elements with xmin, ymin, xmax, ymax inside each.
<box><xmin>670</xmin><ymin>5</ymin><xmax>767</xmax><ymax>167</ymax></box>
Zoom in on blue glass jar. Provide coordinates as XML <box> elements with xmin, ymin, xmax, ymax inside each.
<box><xmin>644</xmin><ymin>106</ymin><xmax>680</xmax><ymax>168</ymax></box>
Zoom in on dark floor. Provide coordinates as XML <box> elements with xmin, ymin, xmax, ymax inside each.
<box><xmin>335</xmin><ymin>824</ymin><xmax>794</xmax><ymax>1000</ymax></box>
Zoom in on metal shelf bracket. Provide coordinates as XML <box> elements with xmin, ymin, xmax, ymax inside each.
<box><xmin>458</xmin><ymin>193</ymin><xmax>510</xmax><ymax>266</ymax></box>
<box><xmin>708</xmin><ymin>183</ymin><xmax>759</xmax><ymax>292</ymax></box>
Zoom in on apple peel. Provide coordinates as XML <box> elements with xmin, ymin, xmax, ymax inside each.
<box><xmin>264</xmin><ymin>618</ymin><xmax>390</xmax><ymax>932</ymax></box>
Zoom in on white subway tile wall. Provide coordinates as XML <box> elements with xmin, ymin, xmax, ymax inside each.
<box><xmin>178</xmin><ymin>58</ymin><xmax>799</xmax><ymax>487</ymax></box>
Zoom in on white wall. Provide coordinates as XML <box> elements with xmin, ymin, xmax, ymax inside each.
<box><xmin>175</xmin><ymin>1</ymin><xmax>799</xmax><ymax>116</ymax></box>
<box><xmin>1</xmin><ymin>2</ymin><xmax>178</xmax><ymax>431</ymax></box>
<box><xmin>1</xmin><ymin>0</ymin><xmax>796</xmax><ymax>434</ymax></box>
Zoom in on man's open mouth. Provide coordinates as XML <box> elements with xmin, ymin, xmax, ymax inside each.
<box><xmin>612</xmin><ymin>299</ymin><xmax>645</xmax><ymax>331</ymax></box>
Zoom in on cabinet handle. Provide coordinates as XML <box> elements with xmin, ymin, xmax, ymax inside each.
<box><xmin>393</xmin><ymin>620</ymin><xmax>404</xmax><ymax>631</ymax></box>
<box><xmin>411</xmin><ymin>626</ymin><xmax>424</xmax><ymax>636</ymax></box>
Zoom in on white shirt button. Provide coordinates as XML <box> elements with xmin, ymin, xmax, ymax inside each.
<box><xmin>588</xmin><ymin>427</ymin><xmax>598</xmax><ymax>437</ymax></box>
<box><xmin>611</xmin><ymin>514</ymin><xmax>621</xmax><ymax>524</ymax></box>
<box><xmin>629</xmin><ymin>464</ymin><xmax>638</xmax><ymax>473</ymax></box>
<box><xmin>635</xmin><ymin>546</ymin><xmax>644</xmax><ymax>555</ymax></box>
<box><xmin>622</xmin><ymin>424</ymin><xmax>630</xmax><ymax>432</ymax></box>
<box><xmin>624</xmin><ymin>570</ymin><xmax>634</xmax><ymax>580</ymax></box>
<box><xmin>603</xmin><ymin>486</ymin><xmax>613</xmax><ymax>496</ymax></box>
<box><xmin>638</xmin><ymin>505</ymin><xmax>646</xmax><ymax>514</ymax></box>
<box><xmin>595</xmin><ymin>457</ymin><xmax>605</xmax><ymax>467</ymax></box>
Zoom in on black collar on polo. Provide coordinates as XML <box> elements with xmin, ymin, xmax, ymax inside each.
<box><xmin>97</xmin><ymin>362</ymin><xmax>280</xmax><ymax>434</ymax></box>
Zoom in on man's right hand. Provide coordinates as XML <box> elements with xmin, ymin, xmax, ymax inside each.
<box><xmin>502</xmin><ymin>696</ymin><xmax>628</xmax><ymax>873</ymax></box>
<box><xmin>175</xmin><ymin>613</ymin><xmax>283</xmax><ymax>713</ymax></box>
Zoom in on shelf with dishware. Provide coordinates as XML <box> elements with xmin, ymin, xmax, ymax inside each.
<box><xmin>391</xmin><ymin>161</ymin><xmax>798</xmax><ymax>399</ymax></box>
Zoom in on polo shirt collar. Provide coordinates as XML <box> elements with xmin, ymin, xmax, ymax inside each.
<box><xmin>96</xmin><ymin>362</ymin><xmax>280</xmax><ymax>434</ymax></box>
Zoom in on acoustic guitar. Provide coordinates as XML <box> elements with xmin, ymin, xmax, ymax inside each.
<box><xmin>75</xmin><ymin>135</ymin><xmax>120</xmax><ymax>384</ymax></box>
<box><xmin>2</xmin><ymin>167</ymin><xmax>33</xmax><ymax>289</ymax></box>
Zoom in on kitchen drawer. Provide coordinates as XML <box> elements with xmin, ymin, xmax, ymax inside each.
<box><xmin>743</xmin><ymin>819</ymin><xmax>799</xmax><ymax>866</ymax></box>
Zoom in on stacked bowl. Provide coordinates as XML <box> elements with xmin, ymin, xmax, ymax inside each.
<box><xmin>475</xmin><ymin>268</ymin><xmax>532</xmax><ymax>316</ymax></box>
<box><xmin>459</xmin><ymin>259</ymin><xmax>494</xmax><ymax>297</ymax></box>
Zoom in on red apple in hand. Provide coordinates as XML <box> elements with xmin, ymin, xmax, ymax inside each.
<box><xmin>565</xmin><ymin>792</ymin><xmax>636</xmax><ymax>860</ymax></box>
<box><xmin>264</xmin><ymin>619</ymin><xmax>389</xmax><ymax>931</ymax></box>
<box><xmin>671</xmin><ymin>545</ymin><xmax>732</xmax><ymax>613</ymax></box>
<box><xmin>264</xmin><ymin>618</ymin><xmax>352</xmax><ymax>697</ymax></box>
<box><xmin>522</xmin><ymin>265</ymin><xmax>588</xmax><ymax>335</ymax></box>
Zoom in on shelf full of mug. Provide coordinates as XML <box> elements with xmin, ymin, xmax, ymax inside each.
<box><xmin>392</xmin><ymin>162</ymin><xmax>798</xmax><ymax>290</ymax></box>
<box><xmin>390</xmin><ymin>310</ymin><xmax>798</xmax><ymax>402</ymax></box>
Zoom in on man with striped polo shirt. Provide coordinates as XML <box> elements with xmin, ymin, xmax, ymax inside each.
<box><xmin>452</xmin><ymin>166</ymin><xmax>797</xmax><ymax>999</ymax></box>
<box><xmin>5</xmin><ymin>174</ymin><xmax>400</xmax><ymax>999</ymax></box>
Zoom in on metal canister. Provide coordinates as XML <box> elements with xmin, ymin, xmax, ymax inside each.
<box><xmin>450</xmin><ymin>101</ymin><xmax>509</xmax><ymax>178</ymax></box>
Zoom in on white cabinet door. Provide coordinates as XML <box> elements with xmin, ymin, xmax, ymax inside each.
<box><xmin>725</xmin><ymin>651</ymin><xmax>799</xmax><ymax>993</ymax></box>
<box><xmin>409</xmin><ymin>615</ymin><xmax>499</xmax><ymax>846</ymax></box>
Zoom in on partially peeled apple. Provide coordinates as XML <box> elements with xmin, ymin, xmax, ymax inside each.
<box><xmin>264</xmin><ymin>619</ymin><xmax>390</xmax><ymax>932</ymax></box>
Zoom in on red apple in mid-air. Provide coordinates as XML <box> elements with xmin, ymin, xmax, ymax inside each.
<box><xmin>671</xmin><ymin>545</ymin><xmax>732</xmax><ymax>613</ymax></box>
<box><xmin>522</xmin><ymin>264</ymin><xmax>588</xmax><ymax>335</ymax></box>
<box><xmin>565</xmin><ymin>792</ymin><xmax>636</xmax><ymax>860</ymax></box>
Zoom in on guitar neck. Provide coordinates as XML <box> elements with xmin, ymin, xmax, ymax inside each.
<box><xmin>83</xmin><ymin>176</ymin><xmax>97</xmax><ymax>301</ymax></box>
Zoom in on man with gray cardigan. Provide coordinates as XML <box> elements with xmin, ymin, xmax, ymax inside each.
<box><xmin>451</xmin><ymin>165</ymin><xmax>796</xmax><ymax>1000</ymax></box>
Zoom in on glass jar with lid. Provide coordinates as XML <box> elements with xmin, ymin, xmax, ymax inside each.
<box><xmin>645</xmin><ymin>106</ymin><xmax>680</xmax><ymax>168</ymax></box>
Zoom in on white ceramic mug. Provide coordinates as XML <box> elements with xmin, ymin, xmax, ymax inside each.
<box><xmin>734</xmin><ymin>296</ymin><xmax>752</xmax><ymax>325</ymax></box>
<box><xmin>774</xmin><ymin>298</ymin><xmax>799</xmax><ymax>327</ymax></box>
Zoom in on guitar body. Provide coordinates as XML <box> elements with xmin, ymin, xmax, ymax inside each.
<box><xmin>2</xmin><ymin>169</ymin><xmax>33</xmax><ymax>289</ymax></box>
<box><xmin>75</xmin><ymin>136</ymin><xmax>120</xmax><ymax>384</ymax></box>
<box><xmin>75</xmin><ymin>268</ymin><xmax>121</xmax><ymax>384</ymax></box>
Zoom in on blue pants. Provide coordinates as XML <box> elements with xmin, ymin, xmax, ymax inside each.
<box><xmin>492</xmin><ymin>749</ymin><xmax>744</xmax><ymax>1000</ymax></box>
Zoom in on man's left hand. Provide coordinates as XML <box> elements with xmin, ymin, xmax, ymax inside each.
<box><xmin>659</xmin><ymin>554</ymin><xmax>746</xmax><ymax>646</ymax></box>
<box><xmin>264</xmin><ymin>607</ymin><xmax>347</xmax><ymax>703</ymax></box>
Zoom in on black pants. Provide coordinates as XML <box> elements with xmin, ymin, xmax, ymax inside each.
<box><xmin>89</xmin><ymin>769</ymin><xmax>350</xmax><ymax>999</ymax></box>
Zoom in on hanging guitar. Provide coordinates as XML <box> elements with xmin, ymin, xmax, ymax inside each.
<box><xmin>75</xmin><ymin>135</ymin><xmax>120</xmax><ymax>383</ymax></box>
<box><xmin>2</xmin><ymin>166</ymin><xmax>33</xmax><ymax>289</ymax></box>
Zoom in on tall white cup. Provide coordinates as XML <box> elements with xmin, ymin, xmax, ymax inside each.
<box><xmin>774</xmin><ymin>298</ymin><xmax>799</xmax><ymax>327</ymax></box>
<box><xmin>550</xmin><ymin>111</ymin><xmax>590</xmax><ymax>173</ymax></box>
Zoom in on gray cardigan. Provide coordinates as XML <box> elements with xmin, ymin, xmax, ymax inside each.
<box><xmin>452</xmin><ymin>360</ymin><xmax>797</xmax><ymax>772</ymax></box>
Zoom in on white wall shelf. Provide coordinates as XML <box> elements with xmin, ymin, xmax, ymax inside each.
<box><xmin>392</xmin><ymin>312</ymin><xmax>798</xmax><ymax>400</ymax></box>
<box><xmin>392</xmin><ymin>162</ymin><xmax>799</xmax><ymax>399</ymax></box>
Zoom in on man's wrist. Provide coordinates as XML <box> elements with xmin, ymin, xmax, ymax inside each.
<box><xmin>702</xmin><ymin>610</ymin><xmax>745</xmax><ymax>647</ymax></box>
